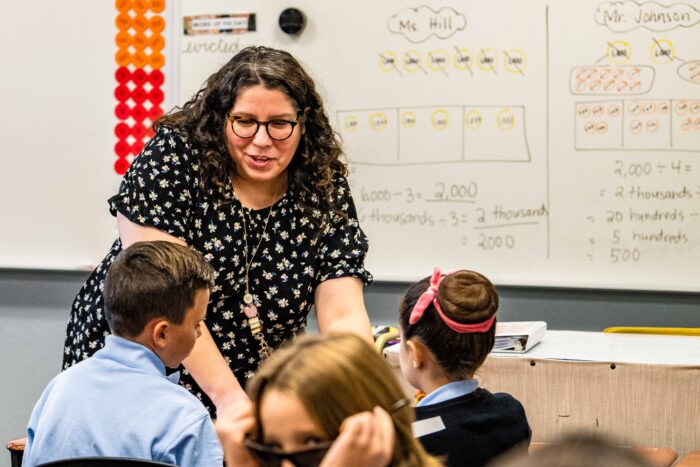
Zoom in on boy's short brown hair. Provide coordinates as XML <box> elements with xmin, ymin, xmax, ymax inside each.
<box><xmin>104</xmin><ymin>241</ymin><xmax>214</xmax><ymax>337</ymax></box>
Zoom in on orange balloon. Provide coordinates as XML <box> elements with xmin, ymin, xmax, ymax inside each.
<box><xmin>132</xmin><ymin>32</ymin><xmax>148</xmax><ymax>51</ymax></box>
<box><xmin>148</xmin><ymin>34</ymin><xmax>164</xmax><ymax>52</ymax></box>
<box><xmin>115</xmin><ymin>13</ymin><xmax>132</xmax><ymax>31</ymax></box>
<box><xmin>149</xmin><ymin>52</ymin><xmax>165</xmax><ymax>70</ymax></box>
<box><xmin>132</xmin><ymin>0</ymin><xmax>149</xmax><ymax>14</ymax></box>
<box><xmin>132</xmin><ymin>50</ymin><xmax>148</xmax><ymax>68</ymax></box>
<box><xmin>149</xmin><ymin>15</ymin><xmax>165</xmax><ymax>33</ymax></box>
<box><xmin>132</xmin><ymin>14</ymin><xmax>148</xmax><ymax>32</ymax></box>
<box><xmin>115</xmin><ymin>0</ymin><xmax>132</xmax><ymax>13</ymax></box>
<box><xmin>149</xmin><ymin>0</ymin><xmax>165</xmax><ymax>13</ymax></box>
<box><xmin>115</xmin><ymin>31</ymin><xmax>132</xmax><ymax>49</ymax></box>
<box><xmin>115</xmin><ymin>49</ymin><xmax>132</xmax><ymax>67</ymax></box>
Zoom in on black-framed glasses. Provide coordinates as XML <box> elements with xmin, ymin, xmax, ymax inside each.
<box><xmin>244</xmin><ymin>399</ymin><xmax>409</xmax><ymax>467</ymax></box>
<box><xmin>227</xmin><ymin>113</ymin><xmax>301</xmax><ymax>141</ymax></box>
<box><xmin>244</xmin><ymin>439</ymin><xmax>333</xmax><ymax>467</ymax></box>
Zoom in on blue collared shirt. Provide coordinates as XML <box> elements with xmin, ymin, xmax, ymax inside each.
<box><xmin>417</xmin><ymin>379</ymin><xmax>480</xmax><ymax>407</ymax></box>
<box><xmin>23</xmin><ymin>335</ymin><xmax>223</xmax><ymax>467</ymax></box>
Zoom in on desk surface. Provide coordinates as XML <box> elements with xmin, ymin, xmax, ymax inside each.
<box><xmin>386</xmin><ymin>330</ymin><xmax>700</xmax><ymax>365</ymax></box>
<box><xmin>493</xmin><ymin>330</ymin><xmax>700</xmax><ymax>365</ymax></box>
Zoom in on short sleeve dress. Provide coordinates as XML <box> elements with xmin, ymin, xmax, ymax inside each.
<box><xmin>63</xmin><ymin>126</ymin><xmax>372</xmax><ymax>412</ymax></box>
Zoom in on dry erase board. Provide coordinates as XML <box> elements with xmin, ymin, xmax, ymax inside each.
<box><xmin>4</xmin><ymin>0</ymin><xmax>699</xmax><ymax>293</ymax></box>
<box><xmin>177</xmin><ymin>0</ymin><xmax>700</xmax><ymax>291</ymax></box>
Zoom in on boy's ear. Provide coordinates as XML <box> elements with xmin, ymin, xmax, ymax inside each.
<box><xmin>151</xmin><ymin>319</ymin><xmax>170</xmax><ymax>349</ymax></box>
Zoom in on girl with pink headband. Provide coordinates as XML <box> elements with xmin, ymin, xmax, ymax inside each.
<box><xmin>397</xmin><ymin>268</ymin><xmax>531</xmax><ymax>467</ymax></box>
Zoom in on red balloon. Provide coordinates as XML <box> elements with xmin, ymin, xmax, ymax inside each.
<box><xmin>115</xmin><ymin>67</ymin><xmax>131</xmax><ymax>84</ymax></box>
<box><xmin>114</xmin><ymin>140</ymin><xmax>130</xmax><ymax>157</ymax></box>
<box><xmin>114</xmin><ymin>84</ymin><xmax>131</xmax><ymax>102</ymax></box>
<box><xmin>132</xmin><ymin>69</ymin><xmax>148</xmax><ymax>85</ymax></box>
<box><xmin>131</xmin><ymin>86</ymin><xmax>147</xmax><ymax>104</ymax></box>
<box><xmin>130</xmin><ymin>123</ymin><xmax>147</xmax><ymax>139</ymax></box>
<box><xmin>131</xmin><ymin>104</ymin><xmax>147</xmax><ymax>122</ymax></box>
<box><xmin>115</xmin><ymin>103</ymin><xmax>131</xmax><ymax>120</ymax></box>
<box><xmin>149</xmin><ymin>69</ymin><xmax>164</xmax><ymax>86</ymax></box>
<box><xmin>115</xmin><ymin>122</ymin><xmax>131</xmax><ymax>139</ymax></box>
<box><xmin>148</xmin><ymin>87</ymin><xmax>164</xmax><ymax>104</ymax></box>
<box><xmin>114</xmin><ymin>157</ymin><xmax>131</xmax><ymax>175</ymax></box>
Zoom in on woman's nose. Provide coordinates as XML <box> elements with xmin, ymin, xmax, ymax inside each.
<box><xmin>251</xmin><ymin>124</ymin><xmax>273</xmax><ymax>146</ymax></box>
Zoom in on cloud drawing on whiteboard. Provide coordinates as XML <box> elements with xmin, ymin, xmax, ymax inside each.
<box><xmin>595</xmin><ymin>1</ymin><xmax>700</xmax><ymax>32</ymax></box>
<box><xmin>387</xmin><ymin>6</ymin><xmax>466</xmax><ymax>43</ymax></box>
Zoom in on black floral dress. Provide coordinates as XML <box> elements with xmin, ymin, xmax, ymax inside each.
<box><xmin>63</xmin><ymin>126</ymin><xmax>372</xmax><ymax>413</ymax></box>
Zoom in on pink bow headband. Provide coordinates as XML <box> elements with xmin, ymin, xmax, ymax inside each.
<box><xmin>408</xmin><ymin>267</ymin><xmax>496</xmax><ymax>333</ymax></box>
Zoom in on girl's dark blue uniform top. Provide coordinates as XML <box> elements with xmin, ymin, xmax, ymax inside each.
<box><xmin>415</xmin><ymin>388</ymin><xmax>531</xmax><ymax>467</ymax></box>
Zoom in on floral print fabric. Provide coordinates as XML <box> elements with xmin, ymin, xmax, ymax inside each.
<box><xmin>63</xmin><ymin>126</ymin><xmax>372</xmax><ymax>413</ymax></box>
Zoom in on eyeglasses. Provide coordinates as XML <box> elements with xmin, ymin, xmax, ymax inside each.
<box><xmin>244</xmin><ymin>399</ymin><xmax>409</xmax><ymax>467</ymax></box>
<box><xmin>227</xmin><ymin>113</ymin><xmax>301</xmax><ymax>141</ymax></box>
<box><xmin>244</xmin><ymin>439</ymin><xmax>332</xmax><ymax>467</ymax></box>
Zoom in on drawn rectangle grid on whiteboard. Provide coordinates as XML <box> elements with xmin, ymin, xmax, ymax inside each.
<box><xmin>337</xmin><ymin>105</ymin><xmax>531</xmax><ymax>165</ymax></box>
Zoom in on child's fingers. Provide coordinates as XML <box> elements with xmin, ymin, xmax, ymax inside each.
<box><xmin>215</xmin><ymin>400</ymin><xmax>260</xmax><ymax>467</ymax></box>
<box><xmin>322</xmin><ymin>408</ymin><xmax>394</xmax><ymax>467</ymax></box>
<box><xmin>215</xmin><ymin>399</ymin><xmax>256</xmax><ymax>443</ymax></box>
<box><xmin>344</xmin><ymin>411</ymin><xmax>375</xmax><ymax>448</ymax></box>
<box><xmin>373</xmin><ymin>406</ymin><xmax>395</xmax><ymax>458</ymax></box>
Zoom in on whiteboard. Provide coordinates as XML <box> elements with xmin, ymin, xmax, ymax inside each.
<box><xmin>178</xmin><ymin>0</ymin><xmax>700</xmax><ymax>291</ymax></box>
<box><xmin>0</xmin><ymin>0</ymin><xmax>177</xmax><ymax>270</ymax></box>
<box><xmin>2</xmin><ymin>1</ymin><xmax>699</xmax><ymax>293</ymax></box>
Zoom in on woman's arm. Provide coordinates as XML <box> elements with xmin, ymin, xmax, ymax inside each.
<box><xmin>118</xmin><ymin>213</ymin><xmax>248</xmax><ymax>409</ymax></box>
<box><xmin>182</xmin><ymin>326</ymin><xmax>248</xmax><ymax>410</ymax></box>
<box><xmin>314</xmin><ymin>276</ymin><xmax>373</xmax><ymax>344</ymax></box>
<box><xmin>117</xmin><ymin>212</ymin><xmax>187</xmax><ymax>248</ymax></box>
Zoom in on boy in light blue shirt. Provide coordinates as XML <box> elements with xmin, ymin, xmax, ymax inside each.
<box><xmin>23</xmin><ymin>241</ymin><xmax>224</xmax><ymax>467</ymax></box>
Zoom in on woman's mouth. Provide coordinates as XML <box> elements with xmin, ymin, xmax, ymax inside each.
<box><xmin>247</xmin><ymin>154</ymin><xmax>273</xmax><ymax>168</ymax></box>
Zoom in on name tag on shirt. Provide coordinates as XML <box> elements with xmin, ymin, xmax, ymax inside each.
<box><xmin>412</xmin><ymin>416</ymin><xmax>446</xmax><ymax>438</ymax></box>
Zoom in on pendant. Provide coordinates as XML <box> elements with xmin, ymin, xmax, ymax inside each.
<box><xmin>243</xmin><ymin>304</ymin><xmax>258</xmax><ymax>319</ymax></box>
<box><xmin>243</xmin><ymin>293</ymin><xmax>254</xmax><ymax>305</ymax></box>
<box><xmin>244</xmin><ymin>304</ymin><xmax>262</xmax><ymax>335</ymax></box>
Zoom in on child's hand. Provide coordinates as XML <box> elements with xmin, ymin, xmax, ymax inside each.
<box><xmin>320</xmin><ymin>406</ymin><xmax>395</xmax><ymax>467</ymax></box>
<box><xmin>215</xmin><ymin>399</ymin><xmax>260</xmax><ymax>467</ymax></box>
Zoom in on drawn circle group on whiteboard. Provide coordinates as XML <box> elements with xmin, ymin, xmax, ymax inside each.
<box><xmin>676</xmin><ymin>100</ymin><xmax>700</xmax><ymax>131</ymax></box>
<box><xmin>113</xmin><ymin>0</ymin><xmax>166</xmax><ymax>175</ymax></box>
<box><xmin>571</xmin><ymin>65</ymin><xmax>653</xmax><ymax>95</ymax></box>
<box><xmin>378</xmin><ymin>48</ymin><xmax>529</xmax><ymax>74</ymax></box>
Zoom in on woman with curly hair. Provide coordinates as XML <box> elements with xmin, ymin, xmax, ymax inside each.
<box><xmin>63</xmin><ymin>46</ymin><xmax>374</xmax><ymax>415</ymax></box>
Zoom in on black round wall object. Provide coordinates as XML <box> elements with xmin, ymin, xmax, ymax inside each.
<box><xmin>279</xmin><ymin>8</ymin><xmax>305</xmax><ymax>35</ymax></box>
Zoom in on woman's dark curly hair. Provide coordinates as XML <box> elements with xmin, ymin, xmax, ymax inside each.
<box><xmin>398</xmin><ymin>270</ymin><xmax>499</xmax><ymax>379</ymax></box>
<box><xmin>156</xmin><ymin>46</ymin><xmax>347</xmax><ymax>231</ymax></box>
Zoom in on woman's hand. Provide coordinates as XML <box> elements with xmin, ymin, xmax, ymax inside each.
<box><xmin>215</xmin><ymin>399</ymin><xmax>260</xmax><ymax>467</ymax></box>
<box><xmin>320</xmin><ymin>406</ymin><xmax>395</xmax><ymax>467</ymax></box>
